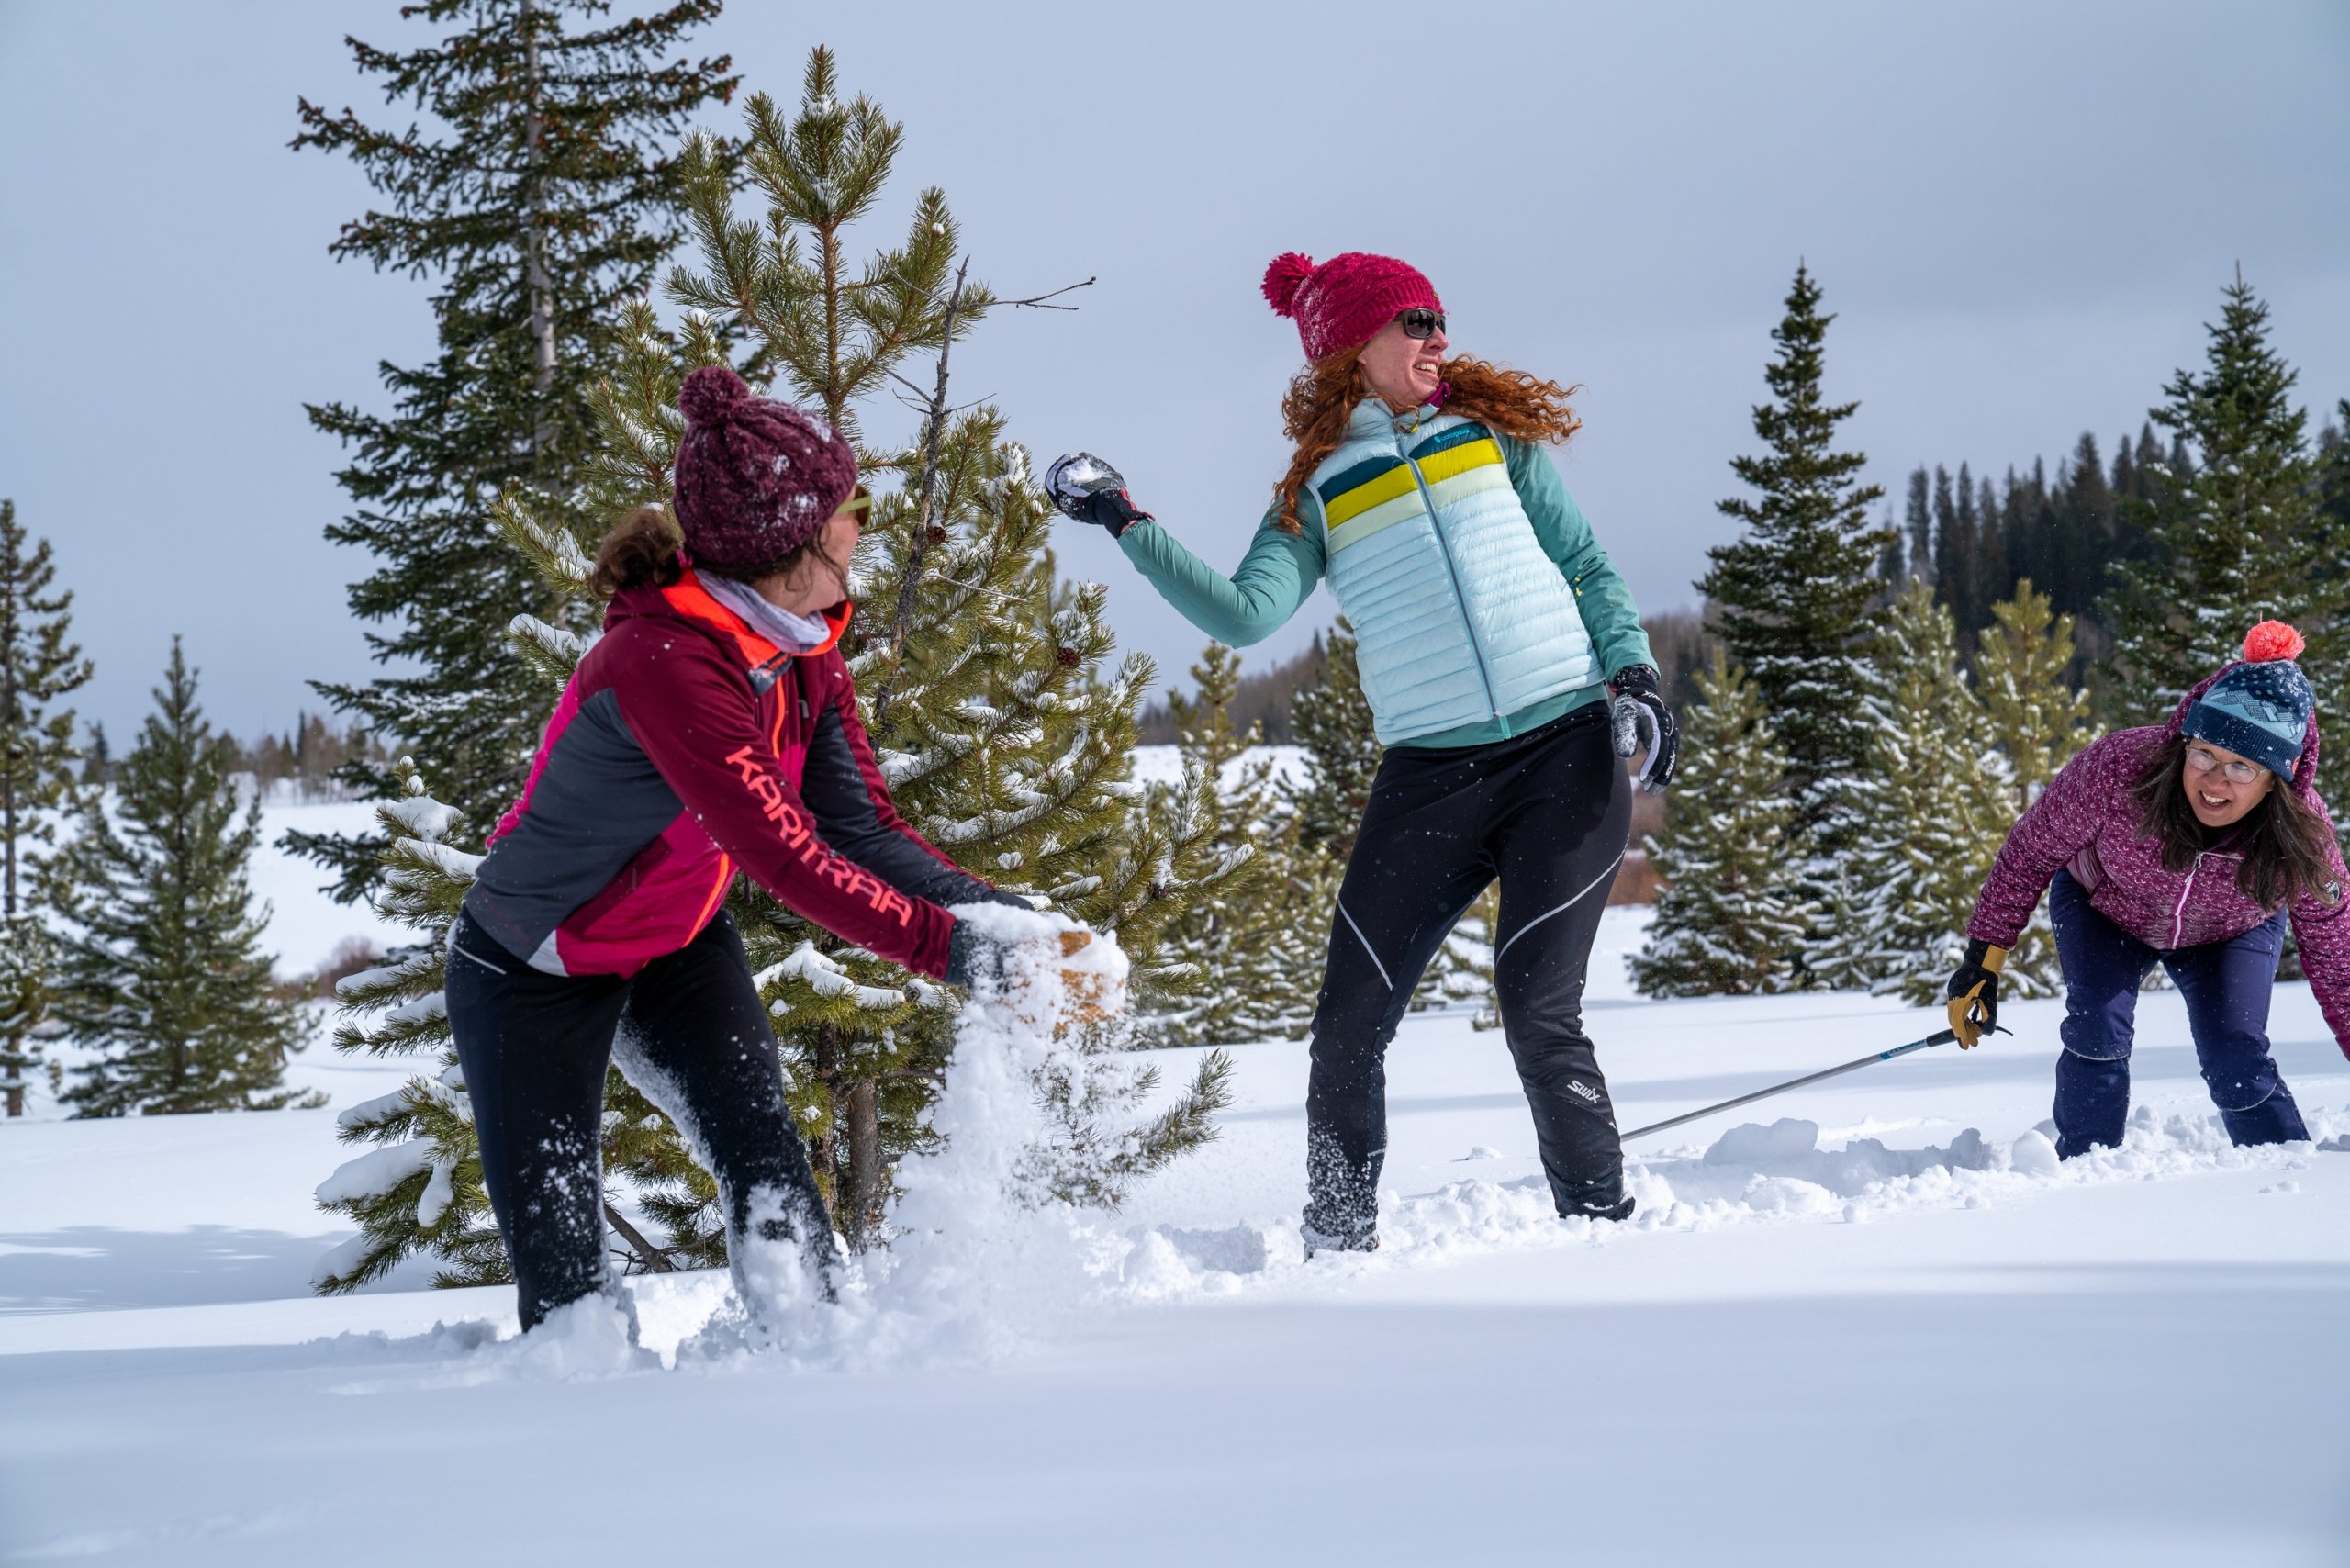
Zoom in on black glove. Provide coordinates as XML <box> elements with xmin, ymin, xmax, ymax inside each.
<box><xmin>945</xmin><ymin>920</ymin><xmax>996</xmax><ymax>990</ymax></box>
<box><xmin>1944</xmin><ymin>938</ymin><xmax>2009</xmax><ymax>1049</ymax></box>
<box><xmin>1607</xmin><ymin>665</ymin><xmax>1678</xmax><ymax>792</ymax></box>
<box><xmin>941</xmin><ymin>903</ymin><xmax>1037</xmax><ymax>989</ymax></box>
<box><xmin>1046</xmin><ymin>452</ymin><xmax>1151</xmax><ymax>539</ymax></box>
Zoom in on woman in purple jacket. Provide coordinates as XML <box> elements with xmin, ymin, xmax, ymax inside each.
<box><xmin>1948</xmin><ymin>622</ymin><xmax>2350</xmax><ymax>1158</ymax></box>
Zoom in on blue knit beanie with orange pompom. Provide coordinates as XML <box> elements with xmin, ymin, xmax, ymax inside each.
<box><xmin>2184</xmin><ymin>622</ymin><xmax>2315</xmax><ymax>780</ymax></box>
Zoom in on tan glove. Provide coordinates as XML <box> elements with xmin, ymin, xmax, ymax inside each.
<box><xmin>1053</xmin><ymin>929</ymin><xmax>1122</xmax><ymax>1029</ymax></box>
<box><xmin>1944</xmin><ymin>939</ymin><xmax>2009</xmax><ymax>1049</ymax></box>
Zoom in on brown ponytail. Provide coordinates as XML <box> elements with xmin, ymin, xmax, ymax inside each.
<box><xmin>589</xmin><ymin>507</ymin><xmax>685</xmax><ymax>599</ymax></box>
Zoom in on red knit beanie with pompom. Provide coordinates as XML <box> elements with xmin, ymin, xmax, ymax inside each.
<box><xmin>671</xmin><ymin>365</ymin><xmax>859</xmax><ymax>571</ymax></box>
<box><xmin>1261</xmin><ymin>252</ymin><xmax>1442</xmax><ymax>362</ymax></box>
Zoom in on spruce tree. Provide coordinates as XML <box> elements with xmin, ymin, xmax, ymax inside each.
<box><xmin>0</xmin><ymin>501</ymin><xmax>89</xmax><ymax>924</ymax></box>
<box><xmin>1902</xmin><ymin>467</ymin><xmax>1933</xmax><ymax>586</ymax></box>
<box><xmin>1698</xmin><ymin>263</ymin><xmax>1891</xmax><ymax>851</ymax></box>
<box><xmin>2104</xmin><ymin>272</ymin><xmax>2344</xmax><ymax>797</ymax></box>
<box><xmin>2321</xmin><ymin>404</ymin><xmax>2350</xmax><ymax>554</ymax></box>
<box><xmin>1143</xmin><ymin>644</ymin><xmax>1318</xmax><ymax>1046</ymax></box>
<box><xmin>1811</xmin><ymin>582</ymin><xmax>2014</xmax><ymax>1002</ymax></box>
<box><xmin>1630</xmin><ymin>649</ymin><xmax>1814</xmax><ymax>997</ymax></box>
<box><xmin>1282</xmin><ymin>619</ymin><xmax>1381</xmax><ymax>857</ymax></box>
<box><xmin>1975</xmin><ymin>579</ymin><xmax>2093</xmax><ymax>817</ymax></box>
<box><xmin>1972</xmin><ymin>579</ymin><xmax>2093</xmax><ymax>991</ymax></box>
<box><xmin>0</xmin><ymin>500</ymin><xmax>91</xmax><ymax>1114</ymax></box>
<box><xmin>651</xmin><ymin>55</ymin><xmax>1241</xmax><ymax>1241</ymax></box>
<box><xmin>0</xmin><ymin>917</ymin><xmax>56</xmax><ymax>1119</ymax></box>
<box><xmin>287</xmin><ymin>0</ymin><xmax>738</xmax><ymax>899</ymax></box>
<box><xmin>50</xmin><ymin>642</ymin><xmax>314</xmax><ymax>1117</ymax></box>
<box><xmin>319</xmin><ymin>53</ymin><xmax>1239</xmax><ymax>1289</ymax></box>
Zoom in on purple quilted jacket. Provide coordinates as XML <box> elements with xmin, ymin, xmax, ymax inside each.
<box><xmin>1968</xmin><ymin>664</ymin><xmax>2350</xmax><ymax>1057</ymax></box>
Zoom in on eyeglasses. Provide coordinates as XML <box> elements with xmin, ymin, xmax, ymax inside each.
<box><xmin>2186</xmin><ymin>745</ymin><xmax>2263</xmax><ymax>785</ymax></box>
<box><xmin>836</xmin><ymin>486</ymin><xmax>873</xmax><ymax>519</ymax></box>
<box><xmin>1396</xmin><ymin>308</ymin><xmax>1446</xmax><ymax>340</ymax></box>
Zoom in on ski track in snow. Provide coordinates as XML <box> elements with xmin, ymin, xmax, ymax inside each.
<box><xmin>1064</xmin><ymin>1103</ymin><xmax>2345</xmax><ymax>1307</ymax></box>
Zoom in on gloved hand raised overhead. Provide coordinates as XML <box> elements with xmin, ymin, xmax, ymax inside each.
<box><xmin>1606</xmin><ymin>664</ymin><xmax>1678</xmax><ymax>792</ymax></box>
<box><xmin>1045</xmin><ymin>452</ymin><xmax>1152</xmax><ymax>539</ymax></box>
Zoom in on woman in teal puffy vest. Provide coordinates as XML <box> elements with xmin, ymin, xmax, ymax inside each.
<box><xmin>1048</xmin><ymin>250</ymin><xmax>1672</xmax><ymax>1255</ymax></box>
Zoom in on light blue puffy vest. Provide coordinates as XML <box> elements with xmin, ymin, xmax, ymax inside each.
<box><xmin>1310</xmin><ymin>400</ymin><xmax>1597</xmax><ymax>744</ymax></box>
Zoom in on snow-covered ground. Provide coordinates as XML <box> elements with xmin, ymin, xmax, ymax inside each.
<box><xmin>1127</xmin><ymin>742</ymin><xmax>1311</xmax><ymax>794</ymax></box>
<box><xmin>4</xmin><ymin>906</ymin><xmax>2346</xmax><ymax>1564</ymax></box>
<box><xmin>242</xmin><ymin>798</ymin><xmax>409</xmax><ymax>980</ymax></box>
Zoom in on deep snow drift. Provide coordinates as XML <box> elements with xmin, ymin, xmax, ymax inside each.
<box><xmin>3</xmin><ymin>906</ymin><xmax>2346</xmax><ymax>1564</ymax></box>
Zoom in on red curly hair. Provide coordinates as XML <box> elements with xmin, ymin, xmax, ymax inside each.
<box><xmin>1270</xmin><ymin>352</ymin><xmax>1583</xmax><ymax>533</ymax></box>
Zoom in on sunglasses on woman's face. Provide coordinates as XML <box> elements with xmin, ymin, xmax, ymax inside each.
<box><xmin>2186</xmin><ymin>745</ymin><xmax>2263</xmax><ymax>785</ymax></box>
<box><xmin>837</xmin><ymin>486</ymin><xmax>873</xmax><ymax>520</ymax></box>
<box><xmin>1396</xmin><ymin>308</ymin><xmax>1446</xmax><ymax>340</ymax></box>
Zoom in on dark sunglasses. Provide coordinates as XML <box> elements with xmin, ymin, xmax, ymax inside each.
<box><xmin>1396</xmin><ymin>308</ymin><xmax>1446</xmax><ymax>340</ymax></box>
<box><xmin>837</xmin><ymin>485</ymin><xmax>873</xmax><ymax>518</ymax></box>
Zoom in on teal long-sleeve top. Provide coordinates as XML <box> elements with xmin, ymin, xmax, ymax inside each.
<box><xmin>1115</xmin><ymin>432</ymin><xmax>1652</xmax><ymax>750</ymax></box>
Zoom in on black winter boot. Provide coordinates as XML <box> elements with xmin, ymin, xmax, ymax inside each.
<box><xmin>1301</xmin><ymin>1222</ymin><xmax>1379</xmax><ymax>1261</ymax></box>
<box><xmin>1567</xmin><ymin>1193</ymin><xmax>1636</xmax><ymax>1224</ymax></box>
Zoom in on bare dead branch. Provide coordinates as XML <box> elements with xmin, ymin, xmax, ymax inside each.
<box><xmin>603</xmin><ymin>1200</ymin><xmax>676</xmax><ymax>1273</ymax></box>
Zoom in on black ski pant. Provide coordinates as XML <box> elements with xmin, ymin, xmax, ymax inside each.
<box><xmin>1304</xmin><ymin>702</ymin><xmax>1632</xmax><ymax>1241</ymax></box>
<box><xmin>446</xmin><ymin>908</ymin><xmax>832</xmax><ymax>1330</ymax></box>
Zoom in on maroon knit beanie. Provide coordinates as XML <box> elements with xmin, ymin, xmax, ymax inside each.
<box><xmin>1261</xmin><ymin>252</ymin><xmax>1443</xmax><ymax>362</ymax></box>
<box><xmin>672</xmin><ymin>365</ymin><xmax>859</xmax><ymax>570</ymax></box>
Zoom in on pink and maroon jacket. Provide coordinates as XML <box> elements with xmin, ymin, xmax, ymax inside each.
<box><xmin>1968</xmin><ymin>665</ymin><xmax>2350</xmax><ymax>1054</ymax></box>
<box><xmin>463</xmin><ymin>570</ymin><xmax>1005</xmax><ymax>980</ymax></box>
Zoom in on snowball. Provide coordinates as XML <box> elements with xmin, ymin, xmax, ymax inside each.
<box><xmin>2008</xmin><ymin>1128</ymin><xmax>2060</xmax><ymax>1177</ymax></box>
<box><xmin>1703</xmin><ymin>1118</ymin><xmax>1820</xmax><ymax>1167</ymax></box>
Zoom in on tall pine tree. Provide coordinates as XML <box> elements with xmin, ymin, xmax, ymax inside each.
<box><xmin>1975</xmin><ymin>579</ymin><xmax>2093</xmax><ymax>818</ymax></box>
<box><xmin>288</xmin><ymin>0</ymin><xmax>737</xmax><ymax>898</ymax></box>
<box><xmin>1699</xmin><ymin>263</ymin><xmax>1891</xmax><ymax>854</ymax></box>
<box><xmin>1145</xmin><ymin>644</ymin><xmax>1316</xmax><ymax>1047</ymax></box>
<box><xmin>2104</xmin><ymin>271</ymin><xmax>2344</xmax><ymax>798</ymax></box>
<box><xmin>51</xmin><ymin>642</ymin><xmax>314</xmax><ymax>1117</ymax></box>
<box><xmin>0</xmin><ymin>500</ymin><xmax>90</xmax><ymax>1114</ymax></box>
<box><xmin>1281</xmin><ymin>619</ymin><xmax>1381</xmax><ymax>857</ymax></box>
<box><xmin>0</xmin><ymin>917</ymin><xmax>55</xmax><ymax>1118</ymax></box>
<box><xmin>1630</xmin><ymin>648</ymin><xmax>1814</xmax><ymax>997</ymax></box>
<box><xmin>1971</xmin><ymin>579</ymin><xmax>2093</xmax><ymax>991</ymax></box>
<box><xmin>1811</xmin><ymin>582</ymin><xmax>2014</xmax><ymax>1001</ymax></box>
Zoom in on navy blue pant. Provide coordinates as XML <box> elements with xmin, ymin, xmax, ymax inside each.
<box><xmin>2048</xmin><ymin>868</ymin><xmax>2309</xmax><ymax>1159</ymax></box>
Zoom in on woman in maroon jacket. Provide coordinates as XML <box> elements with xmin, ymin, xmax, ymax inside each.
<box><xmin>448</xmin><ymin>367</ymin><xmax>1036</xmax><ymax>1338</ymax></box>
<box><xmin>1948</xmin><ymin>622</ymin><xmax>2349</xmax><ymax>1159</ymax></box>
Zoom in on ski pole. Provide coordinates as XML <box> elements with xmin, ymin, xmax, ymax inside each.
<box><xmin>1619</xmin><ymin>1026</ymin><xmax>1966</xmax><ymax>1144</ymax></box>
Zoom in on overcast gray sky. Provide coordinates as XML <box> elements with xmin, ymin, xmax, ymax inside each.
<box><xmin>2</xmin><ymin>0</ymin><xmax>2346</xmax><ymax>741</ymax></box>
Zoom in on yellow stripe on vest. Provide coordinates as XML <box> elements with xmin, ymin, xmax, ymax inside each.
<box><xmin>1415</xmin><ymin>436</ymin><xmax>1505</xmax><ymax>487</ymax></box>
<box><xmin>1321</xmin><ymin>461</ymin><xmax>1419</xmax><ymax>528</ymax></box>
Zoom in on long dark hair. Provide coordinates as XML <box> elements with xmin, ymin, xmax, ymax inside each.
<box><xmin>588</xmin><ymin>505</ymin><xmax>849</xmax><ymax>601</ymax></box>
<box><xmin>2130</xmin><ymin>733</ymin><xmax>2340</xmax><ymax>911</ymax></box>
